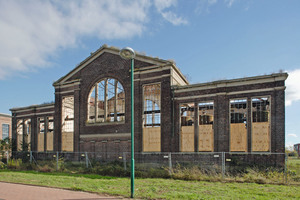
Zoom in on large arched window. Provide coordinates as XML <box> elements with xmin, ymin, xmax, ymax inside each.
<box><xmin>87</xmin><ymin>78</ymin><xmax>125</xmax><ymax>124</ymax></box>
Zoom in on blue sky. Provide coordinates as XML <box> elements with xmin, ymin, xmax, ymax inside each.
<box><xmin>0</xmin><ymin>0</ymin><xmax>299</xmax><ymax>148</ymax></box>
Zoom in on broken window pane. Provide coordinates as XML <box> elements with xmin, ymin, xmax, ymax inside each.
<box><xmin>230</xmin><ymin>99</ymin><xmax>247</xmax><ymax>124</ymax></box>
<box><xmin>230</xmin><ymin>99</ymin><xmax>247</xmax><ymax>152</ymax></box>
<box><xmin>252</xmin><ymin>97</ymin><xmax>270</xmax><ymax>122</ymax></box>
<box><xmin>38</xmin><ymin>117</ymin><xmax>44</xmax><ymax>152</ymax></box>
<box><xmin>181</xmin><ymin>103</ymin><xmax>195</xmax><ymax>126</ymax></box>
<box><xmin>62</xmin><ymin>96</ymin><xmax>74</xmax><ymax>132</ymax></box>
<box><xmin>97</xmin><ymin>80</ymin><xmax>105</xmax><ymax>122</ymax></box>
<box><xmin>17</xmin><ymin>120</ymin><xmax>23</xmax><ymax>151</ymax></box>
<box><xmin>180</xmin><ymin>103</ymin><xmax>195</xmax><ymax>152</ymax></box>
<box><xmin>252</xmin><ymin>97</ymin><xmax>270</xmax><ymax>152</ymax></box>
<box><xmin>199</xmin><ymin>102</ymin><xmax>214</xmax><ymax>125</ymax></box>
<box><xmin>198</xmin><ymin>102</ymin><xmax>214</xmax><ymax>152</ymax></box>
<box><xmin>142</xmin><ymin>83</ymin><xmax>161</xmax><ymax>152</ymax></box>
<box><xmin>143</xmin><ymin>84</ymin><xmax>161</xmax><ymax>127</ymax></box>
<box><xmin>24</xmin><ymin>119</ymin><xmax>31</xmax><ymax>151</ymax></box>
<box><xmin>88</xmin><ymin>86</ymin><xmax>96</xmax><ymax>122</ymax></box>
<box><xmin>87</xmin><ymin>78</ymin><xmax>125</xmax><ymax>124</ymax></box>
<box><xmin>47</xmin><ymin>116</ymin><xmax>54</xmax><ymax>151</ymax></box>
<box><xmin>62</xmin><ymin>96</ymin><xmax>74</xmax><ymax>152</ymax></box>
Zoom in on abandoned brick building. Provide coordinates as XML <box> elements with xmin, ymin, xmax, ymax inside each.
<box><xmin>10</xmin><ymin>45</ymin><xmax>288</xmax><ymax>159</ymax></box>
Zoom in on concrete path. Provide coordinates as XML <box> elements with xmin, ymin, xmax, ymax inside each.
<box><xmin>0</xmin><ymin>182</ymin><xmax>125</xmax><ymax>200</ymax></box>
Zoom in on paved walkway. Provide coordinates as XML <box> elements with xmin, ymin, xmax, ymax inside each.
<box><xmin>0</xmin><ymin>182</ymin><xmax>124</xmax><ymax>200</ymax></box>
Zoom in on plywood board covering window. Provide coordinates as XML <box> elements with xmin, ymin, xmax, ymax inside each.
<box><xmin>230</xmin><ymin>99</ymin><xmax>247</xmax><ymax>152</ymax></box>
<box><xmin>37</xmin><ymin>118</ymin><xmax>44</xmax><ymax>152</ymax></box>
<box><xmin>62</xmin><ymin>96</ymin><xmax>74</xmax><ymax>152</ymax></box>
<box><xmin>180</xmin><ymin>103</ymin><xmax>195</xmax><ymax>152</ymax></box>
<box><xmin>143</xmin><ymin>127</ymin><xmax>161</xmax><ymax>152</ymax></box>
<box><xmin>199</xmin><ymin>102</ymin><xmax>214</xmax><ymax>152</ymax></box>
<box><xmin>143</xmin><ymin>83</ymin><xmax>161</xmax><ymax>152</ymax></box>
<box><xmin>47</xmin><ymin>116</ymin><xmax>54</xmax><ymax>151</ymax></box>
<box><xmin>252</xmin><ymin>97</ymin><xmax>270</xmax><ymax>152</ymax></box>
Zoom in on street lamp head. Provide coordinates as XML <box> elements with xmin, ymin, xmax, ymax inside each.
<box><xmin>120</xmin><ymin>47</ymin><xmax>135</xmax><ymax>60</ymax></box>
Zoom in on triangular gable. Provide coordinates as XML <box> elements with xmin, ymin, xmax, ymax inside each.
<box><xmin>53</xmin><ymin>44</ymin><xmax>176</xmax><ymax>86</ymax></box>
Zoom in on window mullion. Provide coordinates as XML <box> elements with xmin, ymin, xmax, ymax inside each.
<box><xmin>152</xmin><ymin>100</ymin><xmax>155</xmax><ymax>127</ymax></box>
<box><xmin>104</xmin><ymin>79</ymin><xmax>108</xmax><ymax>122</ymax></box>
<box><xmin>95</xmin><ymin>83</ymin><xmax>98</xmax><ymax>123</ymax></box>
<box><xmin>114</xmin><ymin>80</ymin><xmax>118</xmax><ymax>122</ymax></box>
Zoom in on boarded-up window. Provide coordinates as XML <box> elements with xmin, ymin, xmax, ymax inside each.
<box><xmin>252</xmin><ymin>97</ymin><xmax>270</xmax><ymax>152</ymax></box>
<box><xmin>62</xmin><ymin>96</ymin><xmax>74</xmax><ymax>152</ymax></box>
<box><xmin>143</xmin><ymin>84</ymin><xmax>161</xmax><ymax>152</ymax></box>
<box><xmin>199</xmin><ymin>102</ymin><xmax>214</xmax><ymax>152</ymax></box>
<box><xmin>180</xmin><ymin>103</ymin><xmax>195</xmax><ymax>152</ymax></box>
<box><xmin>230</xmin><ymin>99</ymin><xmax>247</xmax><ymax>152</ymax></box>
<box><xmin>87</xmin><ymin>78</ymin><xmax>125</xmax><ymax>123</ymax></box>
<box><xmin>47</xmin><ymin>116</ymin><xmax>54</xmax><ymax>151</ymax></box>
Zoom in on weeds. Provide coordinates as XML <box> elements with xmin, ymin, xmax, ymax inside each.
<box><xmin>1</xmin><ymin>157</ymin><xmax>299</xmax><ymax>185</ymax></box>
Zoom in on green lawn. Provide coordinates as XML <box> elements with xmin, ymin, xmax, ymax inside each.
<box><xmin>0</xmin><ymin>170</ymin><xmax>299</xmax><ymax>199</ymax></box>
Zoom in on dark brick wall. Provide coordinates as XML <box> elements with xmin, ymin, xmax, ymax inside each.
<box><xmin>274</xmin><ymin>89</ymin><xmax>285</xmax><ymax>153</ymax></box>
<box><xmin>60</xmin><ymin>52</ymin><xmax>172</xmax><ymax>153</ymax></box>
<box><xmin>54</xmin><ymin>93</ymin><xmax>62</xmax><ymax>151</ymax></box>
<box><xmin>173</xmin><ymin>81</ymin><xmax>286</xmax><ymax>154</ymax></box>
<box><xmin>11</xmin><ymin>116</ymin><xmax>17</xmax><ymax>151</ymax></box>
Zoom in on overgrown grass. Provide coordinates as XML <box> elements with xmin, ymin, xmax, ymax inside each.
<box><xmin>0</xmin><ymin>157</ymin><xmax>300</xmax><ymax>199</ymax></box>
<box><xmin>2</xmin><ymin>157</ymin><xmax>300</xmax><ymax>185</ymax></box>
<box><xmin>170</xmin><ymin>165</ymin><xmax>291</xmax><ymax>184</ymax></box>
<box><xmin>287</xmin><ymin>157</ymin><xmax>300</xmax><ymax>183</ymax></box>
<box><xmin>0</xmin><ymin>170</ymin><xmax>299</xmax><ymax>199</ymax></box>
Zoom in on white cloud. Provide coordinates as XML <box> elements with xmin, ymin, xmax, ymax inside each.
<box><xmin>288</xmin><ymin>134</ymin><xmax>298</xmax><ymax>138</ymax></box>
<box><xmin>225</xmin><ymin>0</ymin><xmax>236</xmax><ymax>7</ymax></box>
<box><xmin>195</xmin><ymin>0</ymin><xmax>238</xmax><ymax>15</ymax></box>
<box><xmin>154</xmin><ymin>0</ymin><xmax>187</xmax><ymax>25</ymax></box>
<box><xmin>0</xmin><ymin>0</ymin><xmax>188</xmax><ymax>79</ymax></box>
<box><xmin>154</xmin><ymin>0</ymin><xmax>177</xmax><ymax>12</ymax></box>
<box><xmin>161</xmin><ymin>11</ymin><xmax>188</xmax><ymax>26</ymax></box>
<box><xmin>208</xmin><ymin>0</ymin><xmax>218</xmax><ymax>5</ymax></box>
<box><xmin>286</xmin><ymin>69</ymin><xmax>300</xmax><ymax>106</ymax></box>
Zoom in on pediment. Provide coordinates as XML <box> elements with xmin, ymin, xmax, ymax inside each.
<box><xmin>53</xmin><ymin>45</ymin><xmax>173</xmax><ymax>86</ymax></box>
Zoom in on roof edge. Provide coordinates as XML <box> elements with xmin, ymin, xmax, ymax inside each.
<box><xmin>0</xmin><ymin>113</ymin><xmax>11</xmax><ymax>117</ymax></box>
<box><xmin>53</xmin><ymin>44</ymin><xmax>174</xmax><ymax>86</ymax></box>
<box><xmin>172</xmin><ymin>72</ymin><xmax>288</xmax><ymax>90</ymax></box>
<box><xmin>10</xmin><ymin>102</ymin><xmax>55</xmax><ymax>112</ymax></box>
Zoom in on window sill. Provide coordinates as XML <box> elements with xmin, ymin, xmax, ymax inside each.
<box><xmin>85</xmin><ymin>121</ymin><xmax>125</xmax><ymax>126</ymax></box>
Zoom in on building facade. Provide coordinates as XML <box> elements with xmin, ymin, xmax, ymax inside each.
<box><xmin>0</xmin><ymin>113</ymin><xmax>11</xmax><ymax>141</ymax></box>
<box><xmin>10</xmin><ymin>45</ymin><xmax>288</xmax><ymax>160</ymax></box>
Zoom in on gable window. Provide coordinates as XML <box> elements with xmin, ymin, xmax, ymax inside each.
<box><xmin>87</xmin><ymin>78</ymin><xmax>125</xmax><ymax>124</ymax></box>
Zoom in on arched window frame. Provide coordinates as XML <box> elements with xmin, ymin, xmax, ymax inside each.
<box><xmin>87</xmin><ymin>78</ymin><xmax>125</xmax><ymax>124</ymax></box>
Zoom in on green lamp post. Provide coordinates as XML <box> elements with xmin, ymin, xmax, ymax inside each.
<box><xmin>120</xmin><ymin>47</ymin><xmax>135</xmax><ymax>198</ymax></box>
